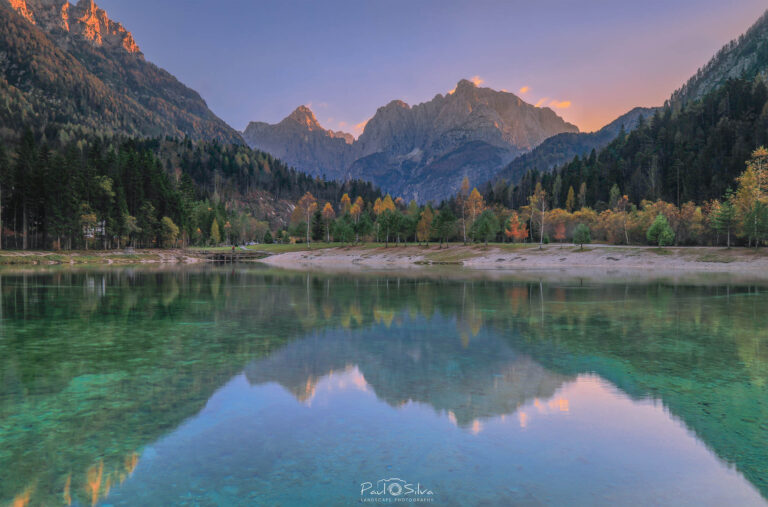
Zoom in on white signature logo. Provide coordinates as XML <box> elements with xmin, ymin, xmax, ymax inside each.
<box><xmin>360</xmin><ymin>478</ymin><xmax>434</xmax><ymax>503</ymax></box>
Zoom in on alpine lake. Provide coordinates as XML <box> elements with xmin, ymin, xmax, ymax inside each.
<box><xmin>1</xmin><ymin>264</ymin><xmax>767</xmax><ymax>506</ymax></box>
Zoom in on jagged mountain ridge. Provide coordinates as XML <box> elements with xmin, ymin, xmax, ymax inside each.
<box><xmin>0</xmin><ymin>0</ymin><xmax>241</xmax><ymax>143</ymax></box>
<box><xmin>243</xmin><ymin>79</ymin><xmax>578</xmax><ymax>202</ymax></box>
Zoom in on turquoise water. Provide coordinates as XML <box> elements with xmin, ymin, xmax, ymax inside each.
<box><xmin>1</xmin><ymin>267</ymin><xmax>767</xmax><ymax>506</ymax></box>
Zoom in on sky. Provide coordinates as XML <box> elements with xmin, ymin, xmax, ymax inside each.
<box><xmin>97</xmin><ymin>0</ymin><xmax>767</xmax><ymax>135</ymax></box>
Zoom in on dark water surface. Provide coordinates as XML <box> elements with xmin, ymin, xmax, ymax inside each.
<box><xmin>1</xmin><ymin>266</ymin><xmax>767</xmax><ymax>506</ymax></box>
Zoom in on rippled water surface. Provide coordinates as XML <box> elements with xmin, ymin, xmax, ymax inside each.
<box><xmin>1</xmin><ymin>266</ymin><xmax>767</xmax><ymax>506</ymax></box>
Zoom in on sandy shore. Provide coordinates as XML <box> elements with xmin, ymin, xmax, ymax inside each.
<box><xmin>259</xmin><ymin>244</ymin><xmax>768</xmax><ymax>276</ymax></box>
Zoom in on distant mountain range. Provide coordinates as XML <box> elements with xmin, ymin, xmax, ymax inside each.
<box><xmin>487</xmin><ymin>106</ymin><xmax>658</xmax><ymax>187</ymax></box>
<box><xmin>244</xmin><ymin>79</ymin><xmax>579</xmax><ymax>202</ymax></box>
<box><xmin>0</xmin><ymin>0</ymin><xmax>241</xmax><ymax>143</ymax></box>
<box><xmin>4</xmin><ymin>0</ymin><xmax>768</xmax><ymax>209</ymax></box>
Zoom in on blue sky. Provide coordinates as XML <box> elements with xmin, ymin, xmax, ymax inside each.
<box><xmin>98</xmin><ymin>0</ymin><xmax>767</xmax><ymax>133</ymax></box>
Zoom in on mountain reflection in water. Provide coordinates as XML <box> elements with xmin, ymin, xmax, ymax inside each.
<box><xmin>0</xmin><ymin>267</ymin><xmax>767</xmax><ymax>505</ymax></box>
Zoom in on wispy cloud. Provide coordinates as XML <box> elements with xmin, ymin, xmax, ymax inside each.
<box><xmin>519</xmin><ymin>86</ymin><xmax>529</xmax><ymax>94</ymax></box>
<box><xmin>353</xmin><ymin>119</ymin><xmax>369</xmax><ymax>136</ymax></box>
<box><xmin>470</xmin><ymin>75</ymin><xmax>484</xmax><ymax>86</ymax></box>
<box><xmin>549</xmin><ymin>100</ymin><xmax>571</xmax><ymax>109</ymax></box>
<box><xmin>534</xmin><ymin>97</ymin><xmax>549</xmax><ymax>107</ymax></box>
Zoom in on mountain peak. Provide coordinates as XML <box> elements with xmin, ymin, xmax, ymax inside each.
<box><xmin>5</xmin><ymin>0</ymin><xmax>141</xmax><ymax>54</ymax></box>
<box><xmin>456</xmin><ymin>78</ymin><xmax>478</xmax><ymax>90</ymax></box>
<box><xmin>285</xmin><ymin>105</ymin><xmax>320</xmax><ymax>130</ymax></box>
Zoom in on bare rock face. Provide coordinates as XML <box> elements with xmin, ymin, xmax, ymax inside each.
<box><xmin>243</xmin><ymin>79</ymin><xmax>579</xmax><ymax>202</ymax></box>
<box><xmin>244</xmin><ymin>106</ymin><xmax>357</xmax><ymax>178</ymax></box>
<box><xmin>8</xmin><ymin>0</ymin><xmax>141</xmax><ymax>54</ymax></box>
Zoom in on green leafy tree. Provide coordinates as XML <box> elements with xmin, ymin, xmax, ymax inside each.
<box><xmin>743</xmin><ymin>201</ymin><xmax>768</xmax><ymax>247</ymax></box>
<box><xmin>470</xmin><ymin>210</ymin><xmax>500</xmax><ymax>246</ymax></box>
<box><xmin>573</xmin><ymin>223</ymin><xmax>591</xmax><ymax>250</ymax></box>
<box><xmin>433</xmin><ymin>208</ymin><xmax>457</xmax><ymax>247</ymax></box>
<box><xmin>378</xmin><ymin>209</ymin><xmax>402</xmax><ymax>247</ymax></box>
<box><xmin>355</xmin><ymin>213</ymin><xmax>374</xmax><ymax>242</ymax></box>
<box><xmin>210</xmin><ymin>219</ymin><xmax>222</xmax><ymax>245</ymax></box>
<box><xmin>332</xmin><ymin>217</ymin><xmax>355</xmax><ymax>244</ymax></box>
<box><xmin>647</xmin><ymin>214</ymin><xmax>675</xmax><ymax>246</ymax></box>
<box><xmin>712</xmin><ymin>189</ymin><xmax>737</xmax><ymax>247</ymax></box>
<box><xmin>263</xmin><ymin>230</ymin><xmax>273</xmax><ymax>244</ymax></box>
<box><xmin>160</xmin><ymin>216</ymin><xmax>180</xmax><ymax>248</ymax></box>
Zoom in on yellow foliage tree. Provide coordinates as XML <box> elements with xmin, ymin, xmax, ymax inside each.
<box><xmin>416</xmin><ymin>207</ymin><xmax>434</xmax><ymax>244</ymax></box>
<box><xmin>322</xmin><ymin>202</ymin><xmax>336</xmax><ymax>242</ymax></box>
<box><xmin>340</xmin><ymin>193</ymin><xmax>352</xmax><ymax>215</ymax></box>
<box><xmin>297</xmin><ymin>192</ymin><xmax>318</xmax><ymax>245</ymax></box>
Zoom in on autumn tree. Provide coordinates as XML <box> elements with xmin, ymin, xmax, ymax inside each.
<box><xmin>553</xmin><ymin>222</ymin><xmax>566</xmax><ymax>244</ymax></box>
<box><xmin>340</xmin><ymin>193</ymin><xmax>352</xmax><ymax>215</ymax></box>
<box><xmin>416</xmin><ymin>207</ymin><xmax>434</xmax><ymax>245</ymax></box>
<box><xmin>382</xmin><ymin>194</ymin><xmax>396</xmax><ymax>213</ymax></box>
<box><xmin>350</xmin><ymin>201</ymin><xmax>363</xmax><ymax>242</ymax></box>
<box><xmin>297</xmin><ymin>192</ymin><xmax>318</xmax><ymax>246</ymax></box>
<box><xmin>504</xmin><ymin>212</ymin><xmax>529</xmax><ymax>243</ymax></box>
<box><xmin>322</xmin><ymin>202</ymin><xmax>336</xmax><ymax>242</ymax></box>
<box><xmin>616</xmin><ymin>194</ymin><xmax>631</xmax><ymax>244</ymax></box>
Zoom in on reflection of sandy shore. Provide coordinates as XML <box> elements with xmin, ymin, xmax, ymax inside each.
<box><xmin>259</xmin><ymin>244</ymin><xmax>768</xmax><ymax>281</ymax></box>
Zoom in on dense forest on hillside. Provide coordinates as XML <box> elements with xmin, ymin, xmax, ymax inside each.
<box><xmin>670</xmin><ymin>9</ymin><xmax>768</xmax><ymax>107</ymax></box>
<box><xmin>484</xmin><ymin>78</ymin><xmax>768</xmax><ymax>210</ymax></box>
<box><xmin>0</xmin><ymin>3</ymin><xmax>241</xmax><ymax>143</ymax></box>
<box><xmin>0</xmin><ymin>127</ymin><xmax>381</xmax><ymax>250</ymax></box>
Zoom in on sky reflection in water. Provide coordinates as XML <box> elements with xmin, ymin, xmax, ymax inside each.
<box><xmin>0</xmin><ymin>267</ymin><xmax>766</xmax><ymax>506</ymax></box>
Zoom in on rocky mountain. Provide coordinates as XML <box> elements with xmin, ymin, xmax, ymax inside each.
<box><xmin>0</xmin><ymin>0</ymin><xmax>241</xmax><ymax>143</ymax></box>
<box><xmin>243</xmin><ymin>105</ymin><xmax>356</xmax><ymax>178</ymax></box>
<box><xmin>670</xmin><ymin>9</ymin><xmax>768</xmax><ymax>107</ymax></box>
<box><xmin>243</xmin><ymin>79</ymin><xmax>578</xmax><ymax>202</ymax></box>
<box><xmin>488</xmin><ymin>106</ymin><xmax>658</xmax><ymax>187</ymax></box>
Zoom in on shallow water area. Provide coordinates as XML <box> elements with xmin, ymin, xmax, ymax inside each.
<box><xmin>1</xmin><ymin>265</ymin><xmax>767</xmax><ymax>506</ymax></box>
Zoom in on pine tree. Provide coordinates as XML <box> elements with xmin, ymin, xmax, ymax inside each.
<box><xmin>565</xmin><ymin>186</ymin><xmax>576</xmax><ymax>212</ymax></box>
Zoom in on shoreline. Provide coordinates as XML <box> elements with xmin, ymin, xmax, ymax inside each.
<box><xmin>3</xmin><ymin>244</ymin><xmax>768</xmax><ymax>276</ymax></box>
<box><xmin>258</xmin><ymin>244</ymin><xmax>768</xmax><ymax>275</ymax></box>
